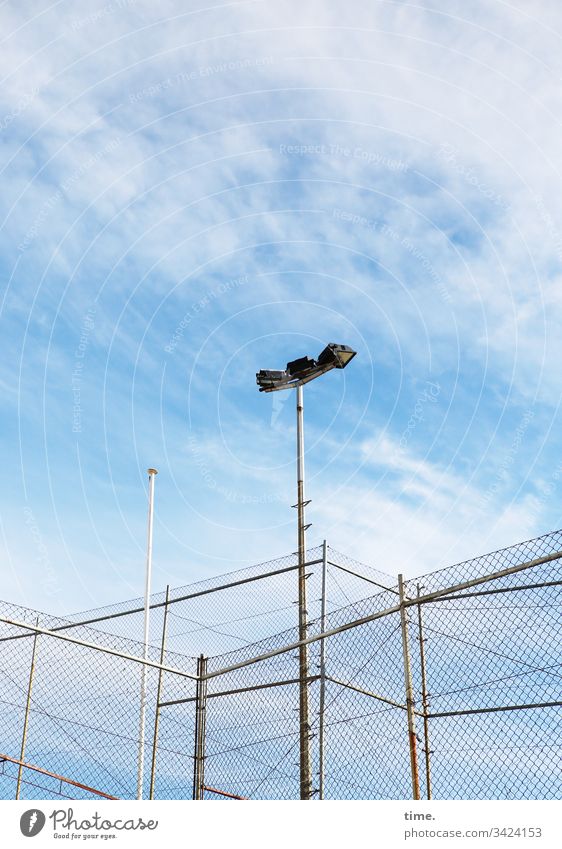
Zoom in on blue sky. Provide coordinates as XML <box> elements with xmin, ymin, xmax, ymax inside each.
<box><xmin>2</xmin><ymin>0</ymin><xmax>562</xmax><ymax>615</ymax></box>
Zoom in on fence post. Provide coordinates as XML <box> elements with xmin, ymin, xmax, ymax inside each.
<box><xmin>398</xmin><ymin>575</ymin><xmax>421</xmax><ymax>800</ymax></box>
<box><xmin>137</xmin><ymin>467</ymin><xmax>158</xmax><ymax>801</ymax></box>
<box><xmin>149</xmin><ymin>585</ymin><xmax>170</xmax><ymax>800</ymax></box>
<box><xmin>193</xmin><ymin>655</ymin><xmax>208</xmax><ymax>800</ymax></box>
<box><xmin>16</xmin><ymin>616</ymin><xmax>40</xmax><ymax>800</ymax></box>
<box><xmin>318</xmin><ymin>540</ymin><xmax>328</xmax><ymax>800</ymax></box>
<box><xmin>416</xmin><ymin>585</ymin><xmax>432</xmax><ymax>800</ymax></box>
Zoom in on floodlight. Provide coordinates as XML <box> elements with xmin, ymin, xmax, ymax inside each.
<box><xmin>256</xmin><ymin>342</ymin><xmax>357</xmax><ymax>392</ymax></box>
<box><xmin>255</xmin><ymin>368</ymin><xmax>289</xmax><ymax>391</ymax></box>
<box><xmin>287</xmin><ymin>356</ymin><xmax>316</xmax><ymax>377</ymax></box>
<box><xmin>317</xmin><ymin>343</ymin><xmax>357</xmax><ymax>369</ymax></box>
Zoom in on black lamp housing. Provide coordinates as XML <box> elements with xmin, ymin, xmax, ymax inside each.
<box><xmin>287</xmin><ymin>356</ymin><xmax>317</xmax><ymax>377</ymax></box>
<box><xmin>317</xmin><ymin>343</ymin><xmax>357</xmax><ymax>369</ymax></box>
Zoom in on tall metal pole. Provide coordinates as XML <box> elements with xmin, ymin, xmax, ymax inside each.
<box><xmin>398</xmin><ymin>574</ymin><xmax>421</xmax><ymax>800</ymax></box>
<box><xmin>318</xmin><ymin>540</ymin><xmax>328</xmax><ymax>800</ymax></box>
<box><xmin>193</xmin><ymin>655</ymin><xmax>208</xmax><ymax>800</ymax></box>
<box><xmin>16</xmin><ymin>616</ymin><xmax>39</xmax><ymax>800</ymax></box>
<box><xmin>149</xmin><ymin>584</ymin><xmax>170</xmax><ymax>800</ymax></box>
<box><xmin>296</xmin><ymin>384</ymin><xmax>312</xmax><ymax>800</ymax></box>
<box><xmin>137</xmin><ymin>467</ymin><xmax>158</xmax><ymax>801</ymax></box>
<box><xmin>416</xmin><ymin>584</ymin><xmax>433</xmax><ymax>800</ymax></box>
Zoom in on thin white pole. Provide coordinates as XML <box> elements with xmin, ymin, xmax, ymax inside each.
<box><xmin>137</xmin><ymin>467</ymin><xmax>158</xmax><ymax>800</ymax></box>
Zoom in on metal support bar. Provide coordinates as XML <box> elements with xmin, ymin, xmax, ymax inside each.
<box><xmin>418</xmin><ymin>579</ymin><xmax>562</xmax><ymax>603</ymax></box>
<box><xmin>193</xmin><ymin>655</ymin><xmax>208</xmax><ymax>800</ymax></box>
<box><xmin>149</xmin><ymin>584</ymin><xmax>170</xmax><ymax>801</ymax></box>
<box><xmin>428</xmin><ymin>701</ymin><xmax>562</xmax><ymax>719</ymax></box>
<box><xmin>398</xmin><ymin>574</ymin><xmax>421</xmax><ymax>800</ymax></box>
<box><xmin>160</xmin><ymin>676</ymin><xmax>321</xmax><ymax>708</ymax></box>
<box><xmin>201</xmin><ymin>785</ymin><xmax>247</xmax><ymax>800</ymax></box>
<box><xmin>0</xmin><ymin>616</ymin><xmax>196</xmax><ymax>680</ymax></box>
<box><xmin>328</xmin><ymin>561</ymin><xmax>400</xmax><ymax>594</ymax></box>
<box><xmin>296</xmin><ymin>384</ymin><xmax>312</xmax><ymax>801</ymax></box>
<box><xmin>318</xmin><ymin>540</ymin><xmax>328</xmax><ymax>800</ymax></box>
<box><xmin>1</xmin><ymin>752</ymin><xmax>118</xmax><ymax>800</ymax></box>
<box><xmin>416</xmin><ymin>585</ymin><xmax>432</xmax><ymax>800</ymax></box>
<box><xmin>412</xmin><ymin>553</ymin><xmax>562</xmax><ymax>604</ymax></box>
<box><xmin>16</xmin><ymin>616</ymin><xmax>39</xmax><ymax>800</ymax></box>
<box><xmin>326</xmin><ymin>677</ymin><xmax>416</xmax><ymax>713</ymax></box>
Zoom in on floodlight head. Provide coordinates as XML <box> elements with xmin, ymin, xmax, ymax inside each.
<box><xmin>256</xmin><ymin>342</ymin><xmax>357</xmax><ymax>392</ymax></box>
<box><xmin>287</xmin><ymin>356</ymin><xmax>316</xmax><ymax>378</ymax></box>
<box><xmin>317</xmin><ymin>343</ymin><xmax>357</xmax><ymax>369</ymax></box>
<box><xmin>256</xmin><ymin>368</ymin><xmax>289</xmax><ymax>391</ymax></box>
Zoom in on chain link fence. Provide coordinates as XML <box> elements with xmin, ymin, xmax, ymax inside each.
<box><xmin>0</xmin><ymin>533</ymin><xmax>560</xmax><ymax>800</ymax></box>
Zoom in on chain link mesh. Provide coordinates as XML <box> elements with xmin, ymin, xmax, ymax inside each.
<box><xmin>0</xmin><ymin>533</ymin><xmax>560</xmax><ymax>800</ymax></box>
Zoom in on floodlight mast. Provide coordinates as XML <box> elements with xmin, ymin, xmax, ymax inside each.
<box><xmin>256</xmin><ymin>343</ymin><xmax>356</xmax><ymax>800</ymax></box>
<box><xmin>295</xmin><ymin>382</ymin><xmax>311</xmax><ymax>801</ymax></box>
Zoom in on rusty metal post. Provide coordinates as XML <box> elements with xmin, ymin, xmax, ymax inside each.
<box><xmin>398</xmin><ymin>574</ymin><xmax>421</xmax><ymax>800</ymax></box>
<box><xmin>149</xmin><ymin>585</ymin><xmax>170</xmax><ymax>800</ymax></box>
<box><xmin>318</xmin><ymin>539</ymin><xmax>328</xmax><ymax>800</ymax></box>
<box><xmin>296</xmin><ymin>384</ymin><xmax>312</xmax><ymax>800</ymax></box>
<box><xmin>16</xmin><ymin>616</ymin><xmax>39</xmax><ymax>799</ymax></box>
<box><xmin>193</xmin><ymin>655</ymin><xmax>208</xmax><ymax>800</ymax></box>
<box><xmin>416</xmin><ymin>585</ymin><xmax>433</xmax><ymax>800</ymax></box>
